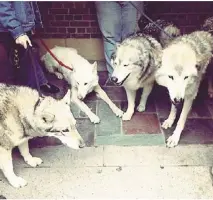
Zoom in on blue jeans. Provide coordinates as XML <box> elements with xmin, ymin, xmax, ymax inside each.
<box><xmin>95</xmin><ymin>1</ymin><xmax>143</xmax><ymax>76</ymax></box>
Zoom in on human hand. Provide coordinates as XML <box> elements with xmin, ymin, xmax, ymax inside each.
<box><xmin>15</xmin><ymin>34</ymin><xmax>32</xmax><ymax>49</ymax></box>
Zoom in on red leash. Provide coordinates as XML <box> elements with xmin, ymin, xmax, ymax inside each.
<box><xmin>39</xmin><ymin>38</ymin><xmax>73</xmax><ymax>71</ymax></box>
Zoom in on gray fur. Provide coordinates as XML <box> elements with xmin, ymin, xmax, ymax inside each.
<box><xmin>155</xmin><ymin>31</ymin><xmax>213</xmax><ymax>148</ymax></box>
<box><xmin>0</xmin><ymin>84</ymin><xmax>84</xmax><ymax>188</ymax></box>
<box><xmin>111</xmin><ymin>33</ymin><xmax>162</xmax><ymax>120</ymax></box>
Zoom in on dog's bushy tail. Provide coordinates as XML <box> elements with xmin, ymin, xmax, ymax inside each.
<box><xmin>202</xmin><ymin>17</ymin><xmax>213</xmax><ymax>33</ymax></box>
<box><xmin>142</xmin><ymin>19</ymin><xmax>181</xmax><ymax>48</ymax></box>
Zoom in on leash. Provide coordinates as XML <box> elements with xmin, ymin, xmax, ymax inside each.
<box><xmin>27</xmin><ymin>45</ymin><xmax>43</xmax><ymax>97</ymax></box>
<box><xmin>129</xmin><ymin>2</ymin><xmax>173</xmax><ymax>39</ymax></box>
<box><xmin>39</xmin><ymin>38</ymin><xmax>73</xmax><ymax>71</ymax></box>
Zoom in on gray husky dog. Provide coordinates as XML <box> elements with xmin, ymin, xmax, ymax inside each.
<box><xmin>155</xmin><ymin>31</ymin><xmax>213</xmax><ymax>147</ymax></box>
<box><xmin>0</xmin><ymin>84</ymin><xmax>84</xmax><ymax>188</ymax></box>
<box><xmin>111</xmin><ymin>33</ymin><xmax>162</xmax><ymax>120</ymax></box>
<box><xmin>201</xmin><ymin>16</ymin><xmax>213</xmax><ymax>98</ymax></box>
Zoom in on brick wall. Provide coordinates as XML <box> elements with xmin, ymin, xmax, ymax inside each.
<box><xmin>37</xmin><ymin>1</ymin><xmax>213</xmax><ymax>39</ymax></box>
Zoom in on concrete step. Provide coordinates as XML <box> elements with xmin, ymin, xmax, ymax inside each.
<box><xmin>1</xmin><ymin>145</ymin><xmax>213</xmax><ymax>199</ymax></box>
<box><xmin>13</xmin><ymin>144</ymin><xmax>213</xmax><ymax>168</ymax></box>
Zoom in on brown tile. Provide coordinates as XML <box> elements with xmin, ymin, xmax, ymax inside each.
<box><xmin>123</xmin><ymin>113</ymin><xmax>161</xmax><ymax>135</ymax></box>
<box><xmin>120</xmin><ymin>89</ymin><xmax>156</xmax><ymax>113</ymax></box>
<box><xmin>160</xmin><ymin>118</ymin><xmax>213</xmax><ymax>145</ymax></box>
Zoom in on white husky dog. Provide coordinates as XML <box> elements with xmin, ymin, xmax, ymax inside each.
<box><xmin>0</xmin><ymin>84</ymin><xmax>84</xmax><ymax>188</ymax></box>
<box><xmin>110</xmin><ymin>33</ymin><xmax>162</xmax><ymax>120</ymax></box>
<box><xmin>42</xmin><ymin>46</ymin><xmax>123</xmax><ymax>124</ymax></box>
<box><xmin>155</xmin><ymin>31</ymin><xmax>213</xmax><ymax>147</ymax></box>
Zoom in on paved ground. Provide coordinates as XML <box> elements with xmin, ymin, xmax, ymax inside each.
<box><xmin>1</xmin><ymin>145</ymin><xmax>213</xmax><ymax>199</ymax></box>
<box><xmin>1</xmin><ymin>62</ymin><xmax>213</xmax><ymax>198</ymax></box>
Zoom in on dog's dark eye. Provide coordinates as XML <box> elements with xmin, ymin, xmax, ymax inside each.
<box><xmin>184</xmin><ymin>76</ymin><xmax>188</xmax><ymax>80</ymax></box>
<box><xmin>168</xmin><ymin>75</ymin><xmax>174</xmax><ymax>80</ymax></box>
<box><xmin>77</xmin><ymin>82</ymin><xmax>79</xmax><ymax>85</ymax></box>
<box><xmin>84</xmin><ymin>83</ymin><xmax>88</xmax><ymax>86</ymax></box>
<box><xmin>124</xmin><ymin>64</ymin><xmax>129</xmax><ymax>67</ymax></box>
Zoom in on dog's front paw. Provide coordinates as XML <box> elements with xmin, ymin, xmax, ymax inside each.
<box><xmin>113</xmin><ymin>107</ymin><xmax>124</xmax><ymax>117</ymax></box>
<box><xmin>162</xmin><ymin>118</ymin><xmax>174</xmax><ymax>129</ymax></box>
<box><xmin>9</xmin><ymin>176</ymin><xmax>27</xmax><ymax>188</ymax></box>
<box><xmin>122</xmin><ymin>112</ymin><xmax>133</xmax><ymax>121</ymax></box>
<box><xmin>90</xmin><ymin>114</ymin><xmax>100</xmax><ymax>124</ymax></box>
<box><xmin>25</xmin><ymin>157</ymin><xmax>43</xmax><ymax>167</ymax></box>
<box><xmin>137</xmin><ymin>104</ymin><xmax>146</xmax><ymax>112</ymax></box>
<box><xmin>166</xmin><ymin>134</ymin><xmax>180</xmax><ymax>148</ymax></box>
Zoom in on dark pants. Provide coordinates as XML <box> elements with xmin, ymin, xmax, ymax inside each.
<box><xmin>0</xmin><ymin>33</ymin><xmax>48</xmax><ymax>89</ymax></box>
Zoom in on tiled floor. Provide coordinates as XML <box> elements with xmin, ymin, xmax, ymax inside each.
<box><xmin>30</xmin><ymin>70</ymin><xmax>213</xmax><ymax>147</ymax></box>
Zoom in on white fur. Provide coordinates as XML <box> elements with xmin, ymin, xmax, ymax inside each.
<box><xmin>42</xmin><ymin>46</ymin><xmax>123</xmax><ymax>123</ymax></box>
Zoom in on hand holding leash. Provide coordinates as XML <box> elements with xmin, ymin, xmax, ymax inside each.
<box><xmin>15</xmin><ymin>34</ymin><xmax>32</xmax><ymax>49</ymax></box>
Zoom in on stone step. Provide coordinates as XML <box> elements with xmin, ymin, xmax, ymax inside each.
<box><xmin>13</xmin><ymin>144</ymin><xmax>213</xmax><ymax>168</ymax></box>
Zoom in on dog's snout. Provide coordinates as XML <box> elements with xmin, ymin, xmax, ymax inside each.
<box><xmin>172</xmin><ymin>97</ymin><xmax>184</xmax><ymax>107</ymax></box>
<box><xmin>79</xmin><ymin>140</ymin><xmax>85</xmax><ymax>148</ymax></box>
<box><xmin>111</xmin><ymin>76</ymin><xmax>118</xmax><ymax>83</ymax></box>
<box><xmin>174</xmin><ymin>98</ymin><xmax>183</xmax><ymax>104</ymax></box>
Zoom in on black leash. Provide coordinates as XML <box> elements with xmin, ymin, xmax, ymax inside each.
<box><xmin>129</xmin><ymin>1</ymin><xmax>173</xmax><ymax>39</ymax></box>
<box><xmin>27</xmin><ymin>45</ymin><xmax>42</xmax><ymax>97</ymax></box>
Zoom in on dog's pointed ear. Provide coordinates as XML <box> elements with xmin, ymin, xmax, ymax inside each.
<box><xmin>92</xmin><ymin>61</ymin><xmax>98</xmax><ymax>72</ymax></box>
<box><xmin>62</xmin><ymin>89</ymin><xmax>71</xmax><ymax>105</ymax></box>
<box><xmin>41</xmin><ymin>113</ymin><xmax>55</xmax><ymax>123</ymax></box>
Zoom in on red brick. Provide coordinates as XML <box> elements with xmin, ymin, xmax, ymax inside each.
<box><xmin>73</xmin><ymin>15</ymin><xmax>82</xmax><ymax>20</ymax></box>
<box><xmin>91</xmin><ymin>34</ymin><xmax>102</xmax><ymax>38</ymax></box>
<box><xmin>69</xmin><ymin>8</ymin><xmax>89</xmax><ymax>14</ymax></box>
<box><xmin>50</xmin><ymin>21</ymin><xmax>70</xmax><ymax>27</ymax></box>
<box><xmin>54</xmin><ymin>15</ymin><xmax>65</xmax><ymax>21</ymax></box>
<box><xmin>67</xmin><ymin>28</ymin><xmax>76</xmax><ymax>33</ymax></box>
<box><xmin>74</xmin><ymin>2</ymin><xmax>87</xmax><ymax>9</ymax></box>
<box><xmin>65</xmin><ymin>15</ymin><xmax>74</xmax><ymax>20</ymax></box>
<box><xmin>82</xmin><ymin>15</ymin><xmax>97</xmax><ymax>21</ymax></box>
<box><xmin>86</xmin><ymin>27</ymin><xmax>97</xmax><ymax>34</ymax></box>
<box><xmin>49</xmin><ymin>8</ymin><xmax>69</xmax><ymax>15</ymax></box>
<box><xmin>77</xmin><ymin>28</ymin><xmax>85</xmax><ymax>33</ymax></box>
<box><xmin>123</xmin><ymin>113</ymin><xmax>161</xmax><ymax>134</ymax></box>
<box><xmin>51</xmin><ymin>2</ymin><xmax>63</xmax><ymax>8</ymax></box>
<box><xmin>70</xmin><ymin>21</ymin><xmax>90</xmax><ymax>27</ymax></box>
<box><xmin>90</xmin><ymin>21</ymin><xmax>99</xmax><ymax>27</ymax></box>
<box><xmin>45</xmin><ymin>27</ymin><xmax>58</xmax><ymax>33</ymax></box>
<box><xmin>52</xmin><ymin>33</ymin><xmax>70</xmax><ymax>38</ymax></box>
<box><xmin>63</xmin><ymin>2</ymin><xmax>75</xmax><ymax>9</ymax></box>
<box><xmin>58</xmin><ymin>28</ymin><xmax>67</xmax><ymax>33</ymax></box>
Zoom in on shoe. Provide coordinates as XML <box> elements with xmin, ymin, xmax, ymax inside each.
<box><xmin>40</xmin><ymin>83</ymin><xmax>60</xmax><ymax>94</ymax></box>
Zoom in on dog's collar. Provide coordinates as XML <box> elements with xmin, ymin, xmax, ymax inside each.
<box><xmin>34</xmin><ymin>97</ymin><xmax>42</xmax><ymax>112</ymax></box>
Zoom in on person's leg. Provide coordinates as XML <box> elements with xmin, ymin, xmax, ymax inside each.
<box><xmin>19</xmin><ymin>44</ymin><xmax>59</xmax><ymax>93</ymax></box>
<box><xmin>95</xmin><ymin>1</ymin><xmax>122</xmax><ymax>77</ymax></box>
<box><xmin>121</xmin><ymin>1</ymin><xmax>143</xmax><ymax>40</ymax></box>
<box><xmin>0</xmin><ymin>42</ymin><xmax>15</xmax><ymax>85</ymax></box>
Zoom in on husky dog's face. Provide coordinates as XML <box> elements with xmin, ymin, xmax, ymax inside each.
<box><xmin>111</xmin><ymin>45</ymin><xmax>148</xmax><ymax>85</ymax></box>
<box><xmin>72</xmin><ymin>61</ymin><xmax>99</xmax><ymax>100</ymax></box>
<box><xmin>155</xmin><ymin>44</ymin><xmax>198</xmax><ymax>106</ymax></box>
<box><xmin>33</xmin><ymin>90</ymin><xmax>85</xmax><ymax>149</ymax></box>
